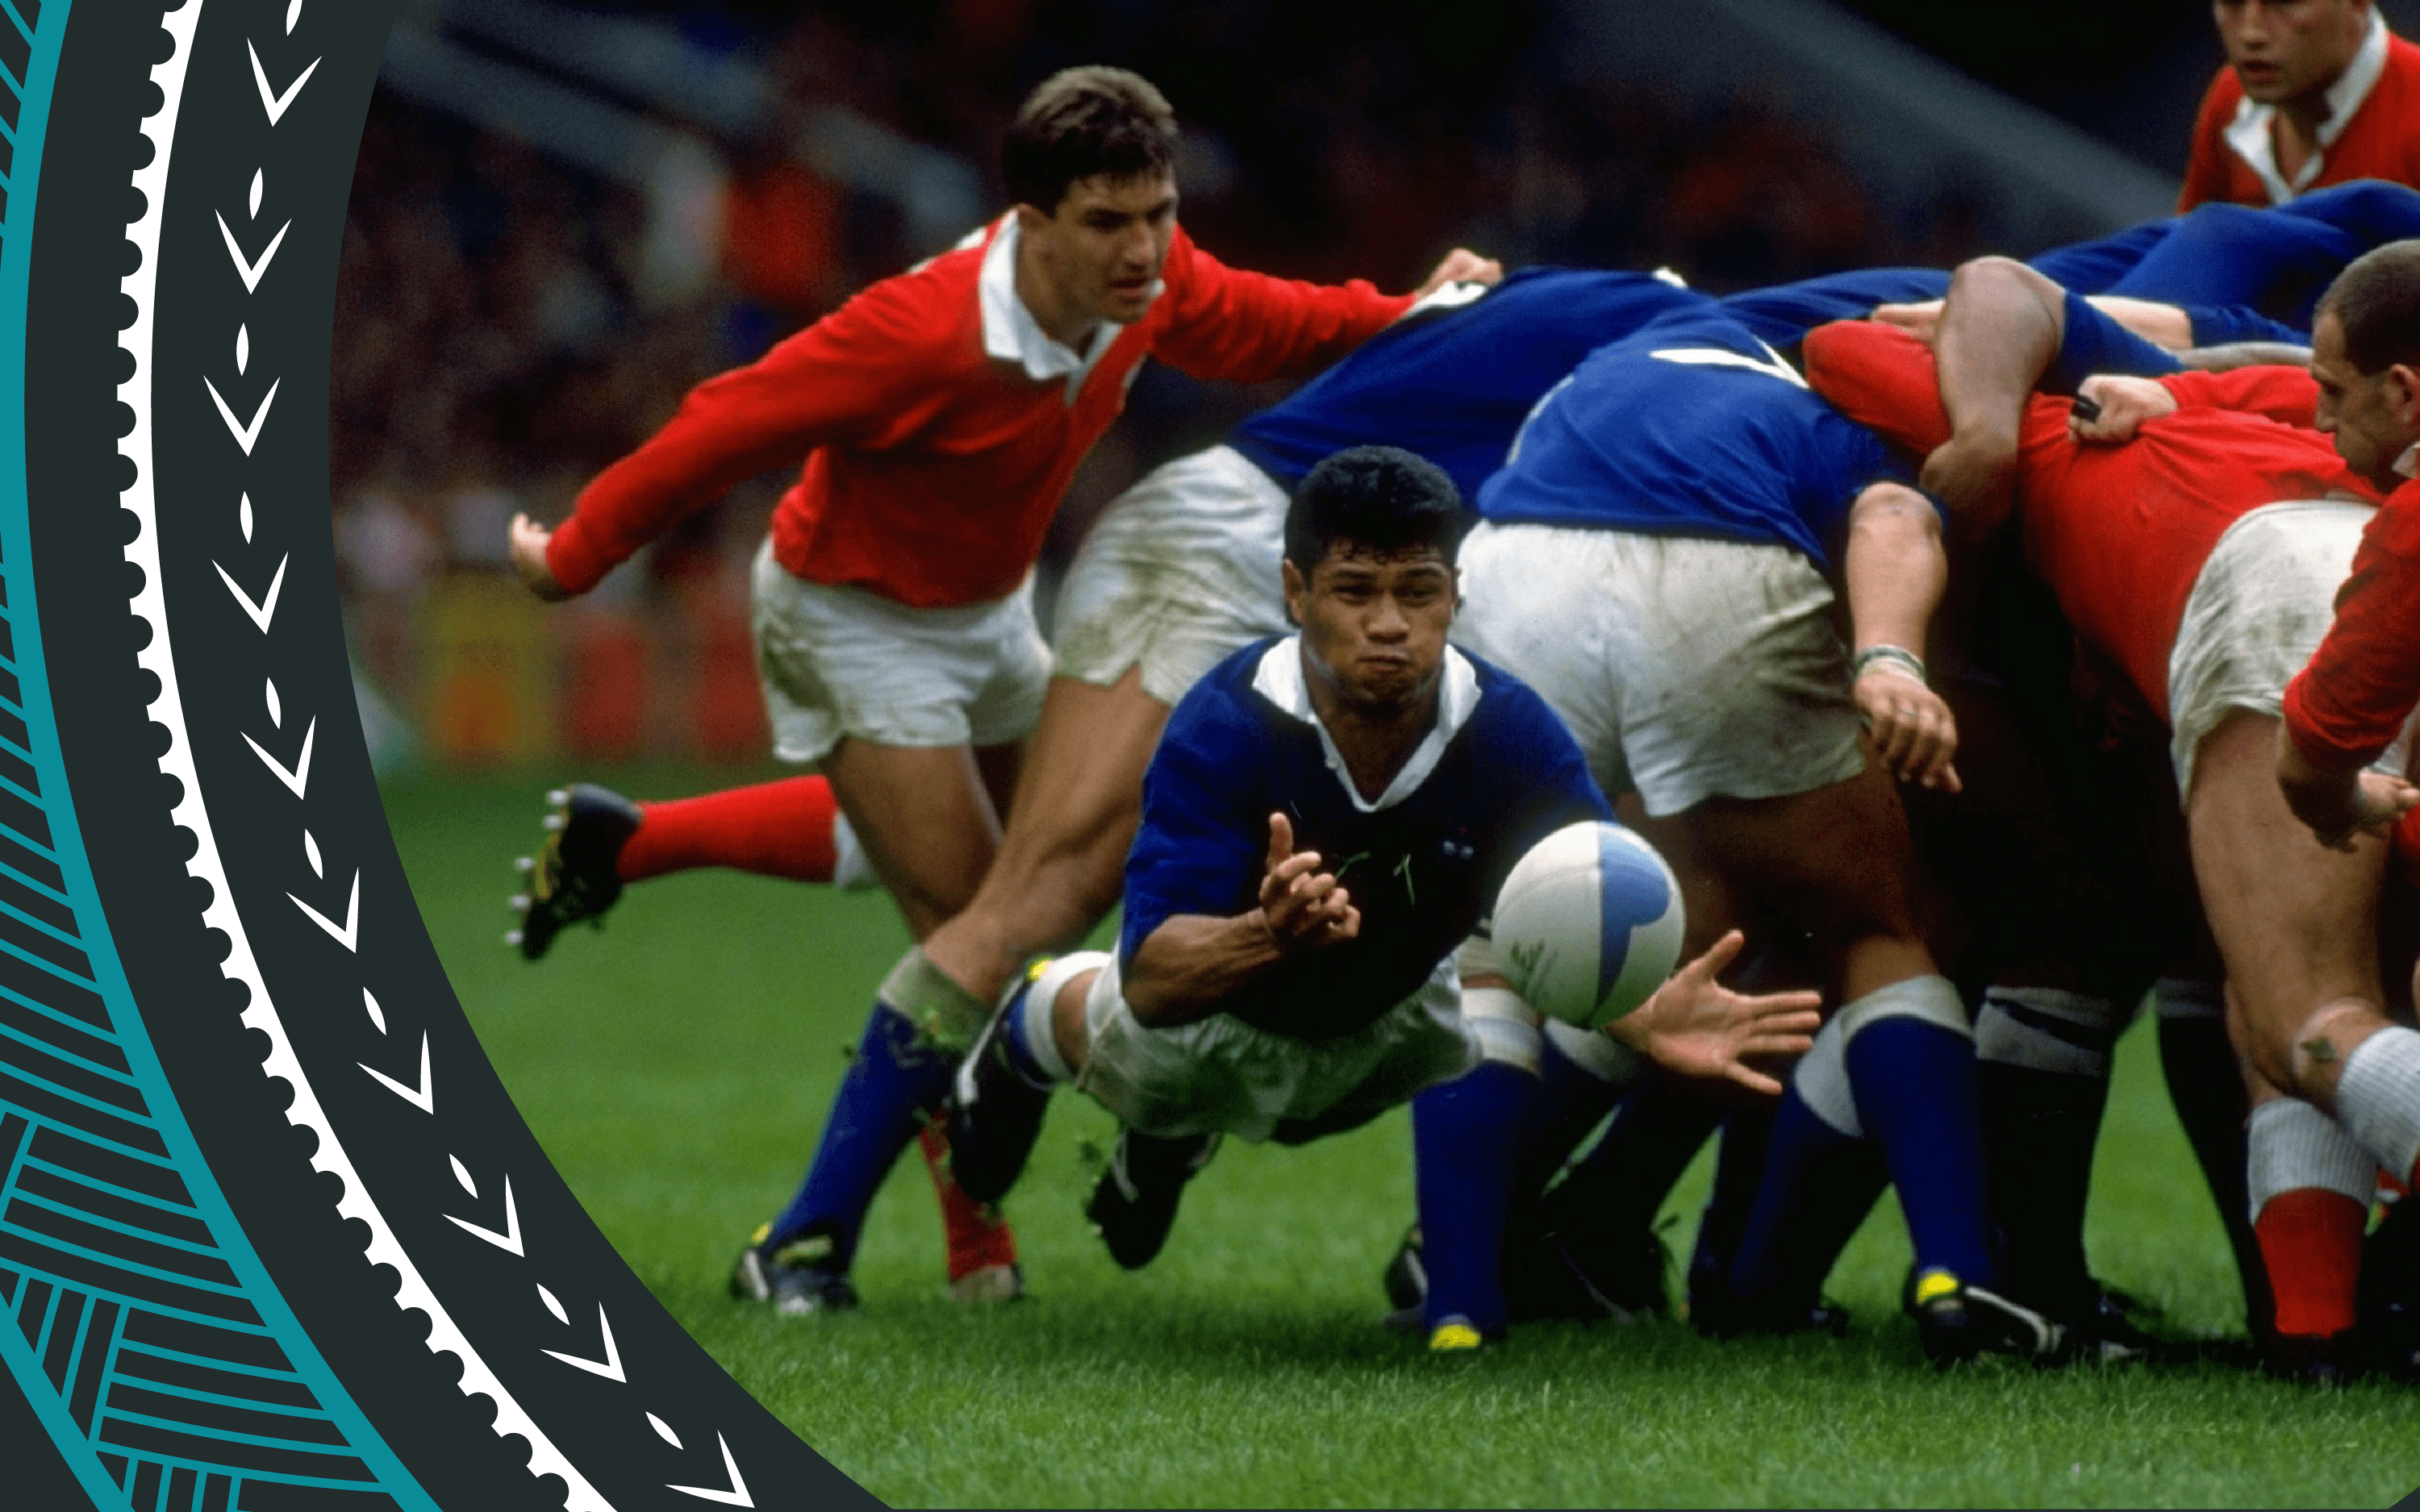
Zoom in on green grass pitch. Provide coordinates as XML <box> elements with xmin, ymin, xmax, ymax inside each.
<box><xmin>383</xmin><ymin>764</ymin><xmax>2420</xmax><ymax>1508</ymax></box>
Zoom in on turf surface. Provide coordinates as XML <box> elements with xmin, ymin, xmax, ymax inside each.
<box><xmin>384</xmin><ymin>762</ymin><xmax>2420</xmax><ymax>1508</ymax></box>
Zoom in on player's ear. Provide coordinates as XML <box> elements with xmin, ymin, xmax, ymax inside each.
<box><xmin>2389</xmin><ymin>362</ymin><xmax>2420</xmax><ymax>428</ymax></box>
<box><xmin>1012</xmin><ymin>201</ymin><xmax>1054</xmax><ymax>239</ymax></box>
<box><xmin>1281</xmin><ymin>558</ymin><xmax>1306</xmax><ymax>627</ymax></box>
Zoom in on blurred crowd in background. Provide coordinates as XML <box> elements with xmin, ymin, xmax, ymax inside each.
<box><xmin>331</xmin><ymin>0</ymin><xmax>2167</xmax><ymax>769</ymax></box>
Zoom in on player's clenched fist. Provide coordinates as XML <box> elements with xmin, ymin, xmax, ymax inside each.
<box><xmin>508</xmin><ymin>512</ymin><xmax>574</xmax><ymax>602</ymax></box>
<box><xmin>1257</xmin><ymin>812</ymin><xmax>1360</xmax><ymax>950</ymax></box>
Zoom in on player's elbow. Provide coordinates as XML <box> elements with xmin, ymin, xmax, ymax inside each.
<box><xmin>1847</xmin><ymin>481</ymin><xmax>1942</xmax><ymax>544</ymax></box>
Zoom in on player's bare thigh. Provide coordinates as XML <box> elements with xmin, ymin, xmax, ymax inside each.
<box><xmin>1678</xmin><ymin>742</ymin><xmax>1941</xmax><ymax>1003</ymax></box>
<box><xmin>2184</xmin><ymin>708</ymin><xmax>2390</xmax><ymax>1099</ymax></box>
<box><xmin>921</xmin><ymin>669</ymin><xmax>1175</xmax><ymax>1002</ymax></box>
<box><xmin>821</xmin><ymin>737</ymin><xmax>1008</xmax><ymax>941</ymax></box>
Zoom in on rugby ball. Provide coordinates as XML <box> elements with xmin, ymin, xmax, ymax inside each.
<box><xmin>1492</xmin><ymin>822</ymin><xmax>1685</xmax><ymax>1030</ymax></box>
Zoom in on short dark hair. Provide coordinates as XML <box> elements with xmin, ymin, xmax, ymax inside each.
<box><xmin>2319</xmin><ymin>240</ymin><xmax>2420</xmax><ymax>373</ymax></box>
<box><xmin>1002</xmin><ymin>67</ymin><xmax>1178</xmax><ymax>214</ymax></box>
<box><xmin>1283</xmin><ymin>446</ymin><xmax>1466</xmax><ymax>576</ymax></box>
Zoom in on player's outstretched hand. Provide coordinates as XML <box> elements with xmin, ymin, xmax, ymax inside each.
<box><xmin>1853</xmin><ymin>664</ymin><xmax>1962</xmax><ymax>792</ymax></box>
<box><xmin>1870</xmin><ymin>299</ymin><xmax>1942</xmax><ymax>345</ymax></box>
<box><xmin>1258</xmin><ymin>812</ymin><xmax>1360</xmax><ymax>951</ymax></box>
<box><xmin>1413</xmin><ymin>248</ymin><xmax>1504</xmax><ymax>298</ymax></box>
<box><xmin>1608</xmin><ymin>930</ymin><xmax>1821</xmax><ymax>1096</ymax></box>
<box><xmin>2068</xmin><ymin>374</ymin><xmax>2177</xmax><ymax>444</ymax></box>
<box><xmin>509</xmin><ymin>512</ymin><xmax>574</xmax><ymax>602</ymax></box>
<box><xmin>2275</xmin><ymin>724</ymin><xmax>2420</xmax><ymax>851</ymax></box>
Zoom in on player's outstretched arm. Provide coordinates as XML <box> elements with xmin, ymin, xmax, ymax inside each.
<box><xmin>1604</xmin><ymin>930</ymin><xmax>1821</xmax><ymax>1096</ymax></box>
<box><xmin>507</xmin><ymin>512</ymin><xmax>574</xmax><ymax>602</ymax></box>
<box><xmin>1842</xmin><ymin>482</ymin><xmax>1960</xmax><ymax>792</ymax></box>
<box><xmin>1124</xmin><ymin>812</ymin><xmax>1359</xmax><ymax>1026</ymax></box>
<box><xmin>2276</xmin><ymin>723</ymin><xmax>2420</xmax><ymax>852</ymax></box>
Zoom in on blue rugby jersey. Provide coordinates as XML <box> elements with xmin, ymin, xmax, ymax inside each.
<box><xmin>1120</xmin><ymin>637</ymin><xmax>1613</xmax><ymax>1041</ymax></box>
<box><xmin>1475</xmin><ymin>306</ymin><xmax>1914</xmax><ymax>568</ymax></box>
<box><xmin>1226</xmin><ymin>266</ymin><xmax>1711</xmax><ymax>502</ymax></box>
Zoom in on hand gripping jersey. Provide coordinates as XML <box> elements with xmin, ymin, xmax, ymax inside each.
<box><xmin>1120</xmin><ymin>638</ymin><xmax>1613</xmax><ymax>1041</ymax></box>
<box><xmin>1474</xmin><ymin>307</ymin><xmax>1913</xmax><ymax>569</ymax></box>
<box><xmin>544</xmin><ymin>217</ymin><xmax>1412</xmax><ymax>607</ymax></box>
<box><xmin>1803</xmin><ymin>319</ymin><xmax>2380</xmax><ymax>722</ymax></box>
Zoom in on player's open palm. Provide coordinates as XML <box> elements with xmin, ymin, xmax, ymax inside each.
<box><xmin>1610</xmin><ymin>930</ymin><xmax>1821</xmax><ymax>1095</ymax></box>
<box><xmin>1258</xmin><ymin>812</ymin><xmax>1359</xmax><ymax>950</ymax></box>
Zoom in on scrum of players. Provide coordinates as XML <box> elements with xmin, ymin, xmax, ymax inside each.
<box><xmin>499</xmin><ymin>48</ymin><xmax>2420</xmax><ymax>1381</ymax></box>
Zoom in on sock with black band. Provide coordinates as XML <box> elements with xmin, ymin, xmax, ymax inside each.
<box><xmin>1974</xmin><ymin>985</ymin><xmax>2122</xmax><ymax>1310</ymax></box>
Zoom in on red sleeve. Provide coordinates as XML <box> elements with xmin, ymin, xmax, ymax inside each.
<box><xmin>2177</xmin><ymin>69</ymin><xmax>2242</xmax><ymax>211</ymax></box>
<box><xmin>545</xmin><ymin>272</ymin><xmax>957</xmax><ymax>594</ymax></box>
<box><xmin>1800</xmin><ymin>319</ymin><xmax>1951</xmax><ymax>456</ymax></box>
<box><xmin>2283</xmin><ymin>481</ymin><xmax>2420</xmax><ymax>767</ymax></box>
<box><xmin>1145</xmin><ymin>227</ymin><xmax>1416</xmax><ymax>384</ymax></box>
<box><xmin>2159</xmin><ymin>366</ymin><xmax>2320</xmax><ymax>429</ymax></box>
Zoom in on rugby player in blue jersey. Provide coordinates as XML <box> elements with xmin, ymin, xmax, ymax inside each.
<box><xmin>944</xmin><ymin>445</ymin><xmax>1821</xmax><ymax>1348</ymax></box>
<box><xmin>1457</xmin><ymin>300</ymin><xmax>2072</xmax><ymax>1362</ymax></box>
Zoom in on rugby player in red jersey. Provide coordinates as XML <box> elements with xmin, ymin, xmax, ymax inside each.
<box><xmin>2180</xmin><ymin>1</ymin><xmax>2420</xmax><ymax>210</ymax></box>
<box><xmin>501</xmin><ymin>65</ymin><xmax>1498</xmax><ymax>1313</ymax></box>
<box><xmin>1808</xmin><ymin>284</ymin><xmax>2409</xmax><ymax>1377</ymax></box>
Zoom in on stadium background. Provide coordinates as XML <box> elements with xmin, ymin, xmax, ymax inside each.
<box><xmin>348</xmin><ymin>4</ymin><xmax>2420</xmax><ymax>1504</ymax></box>
<box><xmin>336</xmin><ymin>0</ymin><xmax>2376</xmax><ymax>770</ymax></box>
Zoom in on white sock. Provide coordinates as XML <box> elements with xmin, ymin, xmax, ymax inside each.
<box><xmin>2334</xmin><ymin>1025</ymin><xmax>2420</xmax><ymax>1185</ymax></box>
<box><xmin>2247</xmin><ymin>1098</ymin><xmax>2378</xmax><ymax>1222</ymax></box>
<box><xmin>1016</xmin><ymin>952</ymin><xmax>1108</xmax><ymax>1085</ymax></box>
<box><xmin>1974</xmin><ymin>986</ymin><xmax>2118</xmax><ymax>1079</ymax></box>
<box><xmin>1791</xmin><ymin>1014</ymin><xmax>1862</xmax><ymax>1139</ymax></box>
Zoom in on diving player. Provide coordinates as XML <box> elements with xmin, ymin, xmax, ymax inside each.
<box><xmin>503</xmin><ymin>65</ymin><xmax>1496</xmax><ymax>1313</ymax></box>
<box><xmin>943</xmin><ymin>446</ymin><xmax>1820</xmax><ymax>1347</ymax></box>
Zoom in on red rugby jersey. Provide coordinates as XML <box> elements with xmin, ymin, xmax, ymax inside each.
<box><xmin>1803</xmin><ymin>320</ymin><xmax>2376</xmax><ymax>722</ymax></box>
<box><xmin>2178</xmin><ymin>25</ymin><xmax>2420</xmax><ymax>209</ymax></box>
<box><xmin>2282</xmin><ymin>473</ymin><xmax>2420</xmax><ymax>767</ymax></box>
<box><xmin>544</xmin><ymin>219</ymin><xmax>1412</xmax><ymax>606</ymax></box>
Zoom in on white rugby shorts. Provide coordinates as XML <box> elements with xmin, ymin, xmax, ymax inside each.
<box><xmin>2167</xmin><ymin>499</ymin><xmax>2414</xmax><ymax>802</ymax></box>
<box><xmin>750</xmin><ymin>539</ymin><xmax>1050</xmax><ymax>764</ymax></box>
<box><xmin>1453</xmin><ymin>522</ymin><xmax>1867</xmax><ymax>816</ymax></box>
<box><xmin>1072</xmin><ymin>952</ymin><xmax>1477</xmax><ymax>1143</ymax></box>
<box><xmin>1051</xmin><ymin>444</ymin><xmax>1293</xmax><ymax>707</ymax></box>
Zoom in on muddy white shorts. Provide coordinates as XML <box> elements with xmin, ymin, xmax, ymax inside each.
<box><xmin>1070</xmin><ymin>951</ymin><xmax>1478</xmax><ymax>1143</ymax></box>
<box><xmin>1051</xmin><ymin>445</ymin><xmax>1294</xmax><ymax>708</ymax></box>
<box><xmin>751</xmin><ymin>539</ymin><xmax>1050</xmax><ymax>764</ymax></box>
<box><xmin>2168</xmin><ymin>500</ymin><xmax>2414</xmax><ymax>802</ymax></box>
<box><xmin>1453</xmin><ymin>522</ymin><xmax>1867</xmax><ymax>816</ymax></box>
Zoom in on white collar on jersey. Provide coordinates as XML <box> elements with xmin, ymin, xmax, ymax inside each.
<box><xmin>2222</xmin><ymin>8</ymin><xmax>2391</xmax><ymax>204</ymax></box>
<box><xmin>2396</xmin><ymin>440</ymin><xmax>2419</xmax><ymax>481</ymax></box>
<box><xmin>977</xmin><ymin>214</ymin><xmax>1137</xmax><ymax>401</ymax></box>
<box><xmin>1252</xmin><ymin>634</ymin><xmax>1481</xmax><ymax>814</ymax></box>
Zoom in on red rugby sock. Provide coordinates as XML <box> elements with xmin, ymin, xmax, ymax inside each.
<box><xmin>2254</xmin><ymin>1187</ymin><xmax>2366</xmax><ymax>1339</ymax></box>
<box><xmin>613</xmin><ymin>776</ymin><xmax>841</xmax><ymax>883</ymax></box>
<box><xmin>918</xmin><ymin>1118</ymin><xmax>1019</xmax><ymax>1283</ymax></box>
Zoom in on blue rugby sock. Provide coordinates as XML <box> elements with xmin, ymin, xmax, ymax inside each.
<box><xmin>1843</xmin><ymin>990</ymin><xmax>1996</xmax><ymax>1290</ymax></box>
<box><xmin>764</xmin><ymin>1002</ymin><xmax>955</xmax><ymax>1269</ymax></box>
<box><xmin>1726</xmin><ymin>1086</ymin><xmax>1886</xmax><ymax>1307</ymax></box>
<box><xmin>1412</xmin><ymin>1060</ymin><xmax>1538</xmax><ymax>1339</ymax></box>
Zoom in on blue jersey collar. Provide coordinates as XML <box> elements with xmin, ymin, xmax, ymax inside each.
<box><xmin>1251</xmin><ymin>635</ymin><xmax>1480</xmax><ymax>813</ymax></box>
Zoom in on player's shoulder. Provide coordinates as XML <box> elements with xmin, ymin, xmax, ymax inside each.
<box><xmin>1162</xmin><ymin>635</ymin><xmax>1291</xmax><ymax>751</ymax></box>
<box><xmin>817</xmin><ymin>222</ymin><xmax>997</xmax><ymax>355</ymax></box>
<box><xmin>1458</xmin><ymin>651</ymin><xmax>1581</xmax><ymax>751</ymax></box>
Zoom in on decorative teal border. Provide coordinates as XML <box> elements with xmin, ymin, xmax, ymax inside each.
<box><xmin>0</xmin><ymin>5</ymin><xmax>432</xmax><ymax>1506</ymax></box>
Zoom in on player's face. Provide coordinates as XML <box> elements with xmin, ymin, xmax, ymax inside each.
<box><xmin>1287</xmin><ymin>544</ymin><xmax>1459</xmax><ymax>717</ymax></box>
<box><xmin>1023</xmin><ymin>172</ymin><xmax>1179</xmax><ymax>331</ymax></box>
<box><xmin>2213</xmin><ymin>0</ymin><xmax>2369</xmax><ymax>105</ymax></box>
<box><xmin>2309</xmin><ymin>310</ymin><xmax>2420</xmax><ymax>485</ymax></box>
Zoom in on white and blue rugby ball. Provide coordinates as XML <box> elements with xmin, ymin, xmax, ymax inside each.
<box><xmin>1492</xmin><ymin>822</ymin><xmax>1685</xmax><ymax>1030</ymax></box>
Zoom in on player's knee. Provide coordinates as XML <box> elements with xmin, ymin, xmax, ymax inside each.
<box><xmin>1462</xmin><ymin>985</ymin><xmax>1543</xmax><ymax>1077</ymax></box>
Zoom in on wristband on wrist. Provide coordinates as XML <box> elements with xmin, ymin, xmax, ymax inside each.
<box><xmin>1852</xmin><ymin>644</ymin><xmax>1927</xmax><ymax>685</ymax></box>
